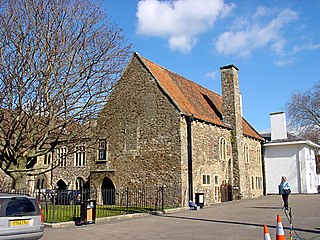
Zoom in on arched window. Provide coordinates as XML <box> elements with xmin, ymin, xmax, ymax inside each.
<box><xmin>243</xmin><ymin>143</ymin><xmax>249</xmax><ymax>163</ymax></box>
<box><xmin>219</xmin><ymin>137</ymin><xmax>227</xmax><ymax>161</ymax></box>
<box><xmin>44</xmin><ymin>152</ymin><xmax>52</xmax><ymax>165</ymax></box>
<box><xmin>76</xmin><ymin>177</ymin><xmax>85</xmax><ymax>190</ymax></box>
<box><xmin>256</xmin><ymin>146</ymin><xmax>261</xmax><ymax>164</ymax></box>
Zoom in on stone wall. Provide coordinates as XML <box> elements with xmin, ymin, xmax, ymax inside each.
<box><xmin>94</xmin><ymin>55</ymin><xmax>182</xmax><ymax>204</ymax></box>
<box><xmin>239</xmin><ymin>136</ymin><xmax>263</xmax><ymax>199</ymax></box>
<box><xmin>51</xmin><ymin>141</ymin><xmax>94</xmax><ymax>190</ymax></box>
<box><xmin>180</xmin><ymin>118</ymin><xmax>263</xmax><ymax>206</ymax></box>
<box><xmin>185</xmin><ymin>119</ymin><xmax>233</xmax><ymax>205</ymax></box>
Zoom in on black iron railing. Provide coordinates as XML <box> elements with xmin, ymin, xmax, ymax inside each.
<box><xmin>1</xmin><ymin>186</ymin><xmax>181</xmax><ymax>223</ymax></box>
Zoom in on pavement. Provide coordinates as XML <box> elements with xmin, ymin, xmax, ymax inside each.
<box><xmin>42</xmin><ymin>194</ymin><xmax>320</xmax><ymax>240</ymax></box>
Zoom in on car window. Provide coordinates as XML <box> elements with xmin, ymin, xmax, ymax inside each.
<box><xmin>5</xmin><ymin>197</ymin><xmax>37</xmax><ymax>217</ymax></box>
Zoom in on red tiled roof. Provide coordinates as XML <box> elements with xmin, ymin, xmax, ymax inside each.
<box><xmin>137</xmin><ymin>53</ymin><xmax>263</xmax><ymax>141</ymax></box>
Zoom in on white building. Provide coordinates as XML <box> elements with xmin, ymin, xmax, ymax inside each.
<box><xmin>262</xmin><ymin>112</ymin><xmax>319</xmax><ymax>194</ymax></box>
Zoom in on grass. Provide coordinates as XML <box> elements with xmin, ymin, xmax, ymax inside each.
<box><xmin>41</xmin><ymin>203</ymin><xmax>162</xmax><ymax>223</ymax></box>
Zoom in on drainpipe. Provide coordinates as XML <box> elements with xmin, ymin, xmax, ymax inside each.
<box><xmin>186</xmin><ymin>115</ymin><xmax>194</xmax><ymax>201</ymax></box>
<box><xmin>297</xmin><ymin>149</ymin><xmax>303</xmax><ymax>193</ymax></box>
<box><xmin>261</xmin><ymin>141</ymin><xmax>266</xmax><ymax>196</ymax></box>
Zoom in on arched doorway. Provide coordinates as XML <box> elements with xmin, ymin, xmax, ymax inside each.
<box><xmin>36</xmin><ymin>179</ymin><xmax>41</xmax><ymax>190</ymax></box>
<box><xmin>36</xmin><ymin>175</ymin><xmax>47</xmax><ymax>190</ymax></box>
<box><xmin>101</xmin><ymin>177</ymin><xmax>115</xmax><ymax>205</ymax></box>
<box><xmin>56</xmin><ymin>179</ymin><xmax>67</xmax><ymax>190</ymax></box>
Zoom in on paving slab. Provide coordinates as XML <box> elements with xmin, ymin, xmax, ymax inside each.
<box><xmin>42</xmin><ymin>194</ymin><xmax>320</xmax><ymax>240</ymax></box>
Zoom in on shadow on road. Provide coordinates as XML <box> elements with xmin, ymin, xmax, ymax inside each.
<box><xmin>161</xmin><ymin>215</ymin><xmax>320</xmax><ymax>235</ymax></box>
<box><xmin>247</xmin><ymin>206</ymin><xmax>282</xmax><ymax>209</ymax></box>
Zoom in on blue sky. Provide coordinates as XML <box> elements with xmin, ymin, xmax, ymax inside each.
<box><xmin>103</xmin><ymin>0</ymin><xmax>320</xmax><ymax>133</ymax></box>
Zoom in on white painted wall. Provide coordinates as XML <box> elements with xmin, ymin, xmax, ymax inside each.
<box><xmin>270</xmin><ymin>112</ymin><xmax>287</xmax><ymax>141</ymax></box>
<box><xmin>264</xmin><ymin>142</ymin><xmax>318</xmax><ymax>194</ymax></box>
<box><xmin>302</xmin><ymin>147</ymin><xmax>318</xmax><ymax>193</ymax></box>
<box><xmin>265</xmin><ymin>144</ymin><xmax>298</xmax><ymax>194</ymax></box>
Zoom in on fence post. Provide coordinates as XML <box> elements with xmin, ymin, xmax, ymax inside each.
<box><xmin>52</xmin><ymin>190</ymin><xmax>56</xmax><ymax>223</ymax></box>
<box><xmin>161</xmin><ymin>186</ymin><xmax>164</xmax><ymax>211</ymax></box>
<box><xmin>126</xmin><ymin>187</ymin><xmax>129</xmax><ymax>214</ymax></box>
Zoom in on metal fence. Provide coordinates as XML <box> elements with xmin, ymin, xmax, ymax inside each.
<box><xmin>1</xmin><ymin>186</ymin><xmax>181</xmax><ymax>224</ymax></box>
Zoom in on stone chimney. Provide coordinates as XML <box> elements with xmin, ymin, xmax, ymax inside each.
<box><xmin>220</xmin><ymin>64</ymin><xmax>243</xmax><ymax>200</ymax></box>
<box><xmin>270</xmin><ymin>112</ymin><xmax>287</xmax><ymax>140</ymax></box>
<box><xmin>220</xmin><ymin>64</ymin><xmax>243</xmax><ymax>135</ymax></box>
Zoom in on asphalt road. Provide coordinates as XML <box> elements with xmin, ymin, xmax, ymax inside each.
<box><xmin>42</xmin><ymin>194</ymin><xmax>320</xmax><ymax>240</ymax></box>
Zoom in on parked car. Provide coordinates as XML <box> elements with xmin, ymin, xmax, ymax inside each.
<box><xmin>52</xmin><ymin>190</ymin><xmax>82</xmax><ymax>205</ymax></box>
<box><xmin>0</xmin><ymin>193</ymin><xmax>45</xmax><ymax>240</ymax></box>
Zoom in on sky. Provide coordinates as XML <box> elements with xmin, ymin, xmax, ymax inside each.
<box><xmin>103</xmin><ymin>0</ymin><xmax>320</xmax><ymax>133</ymax></box>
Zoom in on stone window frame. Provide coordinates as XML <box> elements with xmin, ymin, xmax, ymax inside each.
<box><xmin>214</xmin><ymin>175</ymin><xmax>219</xmax><ymax>186</ymax></box>
<box><xmin>219</xmin><ymin>137</ymin><xmax>227</xmax><ymax>161</ymax></box>
<box><xmin>256</xmin><ymin>176</ymin><xmax>262</xmax><ymax>190</ymax></box>
<box><xmin>56</xmin><ymin>147</ymin><xmax>67</xmax><ymax>167</ymax></box>
<box><xmin>97</xmin><ymin>139</ymin><xmax>108</xmax><ymax>161</ymax></box>
<box><xmin>74</xmin><ymin>145</ymin><xmax>86</xmax><ymax>167</ymax></box>
<box><xmin>243</xmin><ymin>143</ymin><xmax>249</xmax><ymax>163</ymax></box>
<box><xmin>43</xmin><ymin>152</ymin><xmax>52</xmax><ymax>166</ymax></box>
<box><xmin>256</xmin><ymin>146</ymin><xmax>261</xmax><ymax>164</ymax></box>
<box><xmin>251</xmin><ymin>176</ymin><xmax>255</xmax><ymax>190</ymax></box>
<box><xmin>202</xmin><ymin>174</ymin><xmax>211</xmax><ymax>186</ymax></box>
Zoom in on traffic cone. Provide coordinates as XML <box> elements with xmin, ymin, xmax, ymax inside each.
<box><xmin>264</xmin><ymin>225</ymin><xmax>272</xmax><ymax>240</ymax></box>
<box><xmin>276</xmin><ymin>215</ymin><xmax>286</xmax><ymax>240</ymax></box>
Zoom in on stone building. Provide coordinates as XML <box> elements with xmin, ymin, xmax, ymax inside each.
<box><xmin>10</xmin><ymin>141</ymin><xmax>96</xmax><ymax>194</ymax></box>
<box><xmin>0</xmin><ymin>52</ymin><xmax>264</xmax><ymax>207</ymax></box>
<box><xmin>91</xmin><ymin>52</ymin><xmax>264</xmax><ymax>206</ymax></box>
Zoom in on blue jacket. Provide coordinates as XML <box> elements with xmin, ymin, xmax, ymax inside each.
<box><xmin>279</xmin><ymin>181</ymin><xmax>291</xmax><ymax>195</ymax></box>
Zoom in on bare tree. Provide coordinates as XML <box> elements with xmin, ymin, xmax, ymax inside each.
<box><xmin>0</xmin><ymin>0</ymin><xmax>132</xmax><ymax>189</ymax></box>
<box><xmin>286</xmin><ymin>82</ymin><xmax>320</xmax><ymax>144</ymax></box>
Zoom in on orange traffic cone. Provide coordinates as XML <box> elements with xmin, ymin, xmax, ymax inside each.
<box><xmin>276</xmin><ymin>215</ymin><xmax>286</xmax><ymax>240</ymax></box>
<box><xmin>264</xmin><ymin>225</ymin><xmax>272</xmax><ymax>240</ymax></box>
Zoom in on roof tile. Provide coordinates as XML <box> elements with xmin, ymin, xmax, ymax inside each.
<box><xmin>139</xmin><ymin>54</ymin><xmax>263</xmax><ymax>141</ymax></box>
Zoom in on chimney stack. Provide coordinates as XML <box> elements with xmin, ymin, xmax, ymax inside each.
<box><xmin>220</xmin><ymin>64</ymin><xmax>242</xmax><ymax>132</ymax></box>
<box><xmin>220</xmin><ymin>64</ymin><xmax>243</xmax><ymax>200</ymax></box>
<box><xmin>270</xmin><ymin>112</ymin><xmax>287</xmax><ymax>140</ymax></box>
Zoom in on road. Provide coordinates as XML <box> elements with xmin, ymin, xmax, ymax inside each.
<box><xmin>43</xmin><ymin>194</ymin><xmax>320</xmax><ymax>239</ymax></box>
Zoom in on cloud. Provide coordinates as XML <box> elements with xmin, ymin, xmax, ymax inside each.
<box><xmin>215</xmin><ymin>8</ymin><xmax>298</xmax><ymax>58</ymax></box>
<box><xmin>136</xmin><ymin>0</ymin><xmax>235</xmax><ymax>53</ymax></box>
<box><xmin>206</xmin><ymin>70</ymin><xmax>219</xmax><ymax>80</ymax></box>
<box><xmin>274</xmin><ymin>58</ymin><xmax>296</xmax><ymax>67</ymax></box>
<box><xmin>293</xmin><ymin>43</ymin><xmax>320</xmax><ymax>53</ymax></box>
<box><xmin>274</xmin><ymin>42</ymin><xmax>320</xmax><ymax>66</ymax></box>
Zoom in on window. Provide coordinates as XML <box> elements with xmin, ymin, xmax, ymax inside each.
<box><xmin>243</xmin><ymin>143</ymin><xmax>249</xmax><ymax>163</ymax></box>
<box><xmin>214</xmin><ymin>175</ymin><xmax>219</xmax><ymax>185</ymax></box>
<box><xmin>74</xmin><ymin>146</ymin><xmax>86</xmax><ymax>166</ymax></box>
<box><xmin>256</xmin><ymin>146</ymin><xmax>261</xmax><ymax>164</ymax></box>
<box><xmin>44</xmin><ymin>152</ymin><xmax>52</xmax><ymax>165</ymax></box>
<box><xmin>98</xmin><ymin>140</ymin><xmax>107</xmax><ymax>161</ymax></box>
<box><xmin>57</xmin><ymin>147</ymin><xmax>67</xmax><ymax>167</ymax></box>
<box><xmin>251</xmin><ymin>176</ymin><xmax>255</xmax><ymax>190</ymax></box>
<box><xmin>202</xmin><ymin>174</ymin><xmax>211</xmax><ymax>185</ymax></box>
<box><xmin>219</xmin><ymin>137</ymin><xmax>227</xmax><ymax>161</ymax></box>
<box><xmin>256</xmin><ymin>176</ymin><xmax>262</xmax><ymax>190</ymax></box>
<box><xmin>5</xmin><ymin>198</ymin><xmax>36</xmax><ymax>217</ymax></box>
